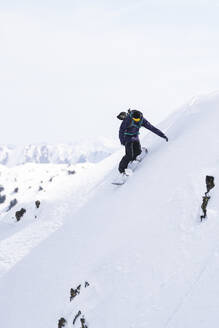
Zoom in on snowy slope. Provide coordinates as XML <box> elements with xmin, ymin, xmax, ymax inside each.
<box><xmin>0</xmin><ymin>153</ymin><xmax>122</xmax><ymax>276</ymax></box>
<box><xmin>1</xmin><ymin>92</ymin><xmax>219</xmax><ymax>328</ymax></box>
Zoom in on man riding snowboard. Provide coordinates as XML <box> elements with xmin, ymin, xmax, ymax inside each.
<box><xmin>119</xmin><ymin>109</ymin><xmax>168</xmax><ymax>175</ymax></box>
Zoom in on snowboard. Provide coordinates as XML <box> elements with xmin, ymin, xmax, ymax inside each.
<box><xmin>112</xmin><ymin>147</ymin><xmax>148</xmax><ymax>186</ymax></box>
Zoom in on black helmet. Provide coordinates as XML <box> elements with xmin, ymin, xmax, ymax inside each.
<box><xmin>131</xmin><ymin>110</ymin><xmax>143</xmax><ymax>119</ymax></box>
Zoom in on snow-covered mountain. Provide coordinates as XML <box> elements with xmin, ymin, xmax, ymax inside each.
<box><xmin>0</xmin><ymin>138</ymin><xmax>119</xmax><ymax>166</ymax></box>
<box><xmin>0</xmin><ymin>92</ymin><xmax>219</xmax><ymax>328</ymax></box>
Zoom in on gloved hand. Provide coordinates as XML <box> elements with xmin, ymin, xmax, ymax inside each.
<box><xmin>164</xmin><ymin>136</ymin><xmax>168</xmax><ymax>142</ymax></box>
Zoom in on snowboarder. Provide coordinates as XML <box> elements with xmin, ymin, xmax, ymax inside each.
<box><xmin>118</xmin><ymin>109</ymin><xmax>168</xmax><ymax>174</ymax></box>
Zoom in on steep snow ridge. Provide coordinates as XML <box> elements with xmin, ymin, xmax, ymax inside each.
<box><xmin>0</xmin><ymin>138</ymin><xmax>119</xmax><ymax>166</ymax></box>
<box><xmin>1</xmin><ymin>92</ymin><xmax>219</xmax><ymax>328</ymax></box>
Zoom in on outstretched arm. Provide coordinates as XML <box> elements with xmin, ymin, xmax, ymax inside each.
<box><xmin>142</xmin><ymin>118</ymin><xmax>168</xmax><ymax>141</ymax></box>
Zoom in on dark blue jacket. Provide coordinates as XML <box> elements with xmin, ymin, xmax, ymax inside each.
<box><xmin>119</xmin><ymin>115</ymin><xmax>166</xmax><ymax>145</ymax></box>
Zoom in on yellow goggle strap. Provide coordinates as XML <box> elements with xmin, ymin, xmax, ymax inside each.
<box><xmin>132</xmin><ymin>117</ymin><xmax>141</xmax><ymax>122</ymax></box>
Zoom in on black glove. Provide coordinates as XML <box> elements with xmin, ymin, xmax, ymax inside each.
<box><xmin>164</xmin><ymin>136</ymin><xmax>168</xmax><ymax>142</ymax></box>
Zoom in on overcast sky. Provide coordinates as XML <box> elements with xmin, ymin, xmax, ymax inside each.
<box><xmin>1</xmin><ymin>0</ymin><xmax>219</xmax><ymax>144</ymax></box>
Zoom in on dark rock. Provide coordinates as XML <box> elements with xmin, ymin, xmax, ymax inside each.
<box><xmin>200</xmin><ymin>175</ymin><xmax>215</xmax><ymax>221</ymax></box>
<box><xmin>38</xmin><ymin>186</ymin><xmax>43</xmax><ymax>191</ymax></box>
<box><xmin>15</xmin><ymin>208</ymin><xmax>26</xmax><ymax>221</ymax></box>
<box><xmin>206</xmin><ymin>176</ymin><xmax>215</xmax><ymax>194</ymax></box>
<box><xmin>85</xmin><ymin>281</ymin><xmax>90</xmax><ymax>288</ymax></box>
<box><xmin>0</xmin><ymin>185</ymin><xmax>4</xmax><ymax>192</ymax></box>
<box><xmin>73</xmin><ymin>311</ymin><xmax>81</xmax><ymax>325</ymax></box>
<box><xmin>0</xmin><ymin>195</ymin><xmax>6</xmax><ymax>204</ymax></box>
<box><xmin>58</xmin><ymin>317</ymin><xmax>67</xmax><ymax>328</ymax></box>
<box><xmin>35</xmin><ymin>200</ymin><xmax>40</xmax><ymax>209</ymax></box>
<box><xmin>68</xmin><ymin>170</ymin><xmax>76</xmax><ymax>175</ymax></box>
<box><xmin>201</xmin><ymin>195</ymin><xmax>210</xmax><ymax>221</ymax></box>
<box><xmin>80</xmin><ymin>317</ymin><xmax>88</xmax><ymax>328</ymax></box>
<box><xmin>13</xmin><ymin>187</ymin><xmax>19</xmax><ymax>193</ymax></box>
<box><xmin>70</xmin><ymin>285</ymin><xmax>81</xmax><ymax>301</ymax></box>
<box><xmin>7</xmin><ymin>199</ymin><xmax>17</xmax><ymax>211</ymax></box>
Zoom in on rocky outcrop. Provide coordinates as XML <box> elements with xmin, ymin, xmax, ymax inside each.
<box><xmin>70</xmin><ymin>285</ymin><xmax>81</xmax><ymax>301</ymax></box>
<box><xmin>201</xmin><ymin>176</ymin><xmax>215</xmax><ymax>221</ymax></box>
<box><xmin>58</xmin><ymin>282</ymin><xmax>90</xmax><ymax>327</ymax></box>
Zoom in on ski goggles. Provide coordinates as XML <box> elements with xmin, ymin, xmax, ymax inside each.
<box><xmin>132</xmin><ymin>117</ymin><xmax>141</xmax><ymax>122</ymax></box>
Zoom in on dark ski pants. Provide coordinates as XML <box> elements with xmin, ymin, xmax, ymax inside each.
<box><xmin>119</xmin><ymin>140</ymin><xmax>142</xmax><ymax>173</ymax></box>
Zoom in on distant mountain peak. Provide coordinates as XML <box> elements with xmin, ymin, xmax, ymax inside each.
<box><xmin>0</xmin><ymin>139</ymin><xmax>119</xmax><ymax>167</ymax></box>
